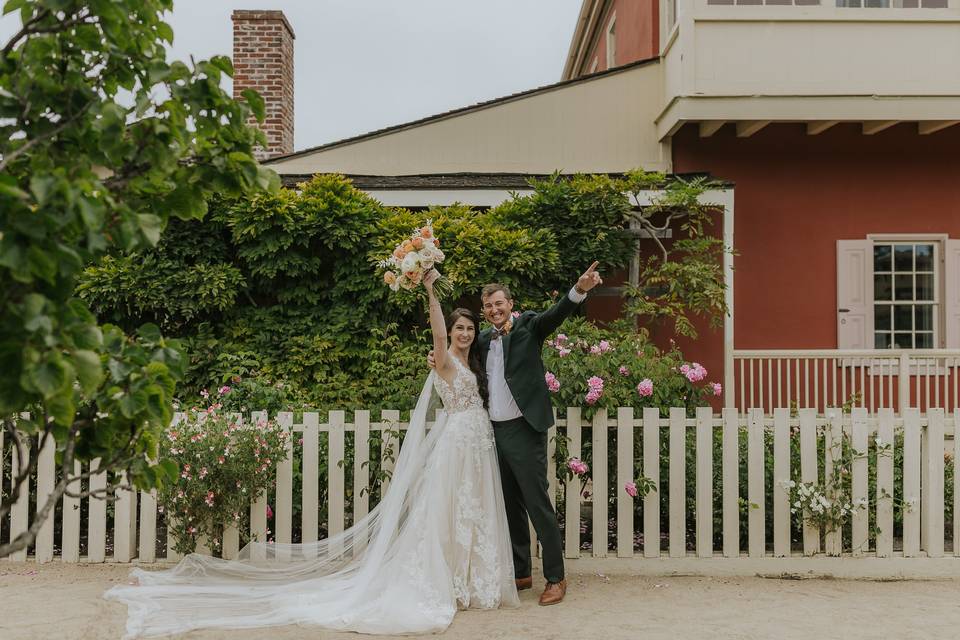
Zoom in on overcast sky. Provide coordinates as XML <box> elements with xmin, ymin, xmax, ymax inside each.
<box><xmin>1</xmin><ymin>1</ymin><xmax>583</xmax><ymax>150</ymax></box>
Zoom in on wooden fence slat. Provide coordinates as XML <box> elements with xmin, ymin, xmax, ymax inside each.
<box><xmin>328</xmin><ymin>410</ymin><xmax>346</xmax><ymax>555</ymax></box>
<box><xmin>87</xmin><ymin>457</ymin><xmax>107</xmax><ymax>563</ymax></box>
<box><xmin>875</xmin><ymin>408</ymin><xmax>895</xmax><ymax>558</ymax></box>
<box><xmin>747</xmin><ymin>409</ymin><xmax>765</xmax><ymax>558</ymax></box>
<box><xmin>722</xmin><ymin>408</ymin><xmax>739</xmax><ymax>558</ymax></box>
<box><xmin>902</xmin><ymin>408</ymin><xmax>921</xmax><ymax>557</ymax></box>
<box><xmin>616</xmin><ymin>407</ymin><xmax>634</xmax><ymax>559</ymax></box>
<box><xmin>695</xmin><ymin>407</ymin><xmax>713</xmax><ymax>559</ymax></box>
<box><xmin>137</xmin><ymin>486</ymin><xmax>157</xmax><ymax>563</ymax></box>
<box><xmin>772</xmin><ymin>408</ymin><xmax>790</xmax><ymax>558</ymax></box>
<box><xmin>302</xmin><ymin>412</ymin><xmax>320</xmax><ymax>544</ymax></box>
<box><xmin>799</xmin><ymin>409</ymin><xmax>819</xmax><ymax>555</ymax></box>
<box><xmin>380</xmin><ymin>410</ymin><xmax>400</xmax><ymax>497</ymax></box>
<box><xmin>924</xmin><ymin>409</ymin><xmax>945</xmax><ymax>558</ymax></box>
<box><xmin>352</xmin><ymin>410</ymin><xmax>370</xmax><ymax>554</ymax></box>
<box><xmin>35</xmin><ymin>432</ymin><xmax>55</xmax><ymax>563</ymax></box>
<box><xmin>955</xmin><ymin>410</ymin><xmax>960</xmax><ymax>557</ymax></box>
<box><xmin>9</xmin><ymin>435</ymin><xmax>30</xmax><ymax>562</ymax></box>
<box><xmin>824</xmin><ymin>409</ymin><xmax>843</xmax><ymax>556</ymax></box>
<box><xmin>642</xmin><ymin>408</ymin><xmax>660</xmax><ymax>558</ymax></box>
<box><xmin>249</xmin><ymin>411</ymin><xmax>269</xmax><ymax>559</ymax></box>
<box><xmin>592</xmin><ymin>409</ymin><xmax>608</xmax><ymax>558</ymax></box>
<box><xmin>851</xmin><ymin>408</ymin><xmax>869</xmax><ymax>556</ymax></box>
<box><xmin>275</xmin><ymin>412</ymin><xmax>294</xmax><ymax>546</ymax></box>
<box><xmin>669</xmin><ymin>407</ymin><xmax>686</xmax><ymax>558</ymax></box>
<box><xmin>113</xmin><ymin>473</ymin><xmax>135</xmax><ymax>562</ymax></box>
<box><xmin>564</xmin><ymin>408</ymin><xmax>582</xmax><ymax>559</ymax></box>
<box><xmin>62</xmin><ymin>459</ymin><xmax>82</xmax><ymax>563</ymax></box>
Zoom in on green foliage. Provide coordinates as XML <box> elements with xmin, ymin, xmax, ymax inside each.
<box><xmin>0</xmin><ymin>0</ymin><xmax>276</xmax><ymax>557</ymax></box>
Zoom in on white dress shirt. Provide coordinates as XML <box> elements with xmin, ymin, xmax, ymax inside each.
<box><xmin>487</xmin><ymin>287</ymin><xmax>587</xmax><ymax>422</ymax></box>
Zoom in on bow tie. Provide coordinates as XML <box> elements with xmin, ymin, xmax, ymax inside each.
<box><xmin>491</xmin><ymin>321</ymin><xmax>512</xmax><ymax>340</ymax></box>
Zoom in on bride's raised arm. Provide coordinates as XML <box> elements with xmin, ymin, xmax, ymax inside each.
<box><xmin>424</xmin><ymin>269</ymin><xmax>453</xmax><ymax>380</ymax></box>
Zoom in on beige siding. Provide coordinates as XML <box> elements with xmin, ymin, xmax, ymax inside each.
<box><xmin>268</xmin><ymin>63</ymin><xmax>668</xmax><ymax>176</ymax></box>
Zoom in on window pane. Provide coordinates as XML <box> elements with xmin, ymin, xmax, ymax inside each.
<box><xmin>915</xmin><ymin>305</ymin><xmax>933</xmax><ymax>331</ymax></box>
<box><xmin>894</xmin><ymin>274</ymin><xmax>913</xmax><ymax>301</ymax></box>
<box><xmin>915</xmin><ymin>244</ymin><xmax>934</xmax><ymax>272</ymax></box>
<box><xmin>916</xmin><ymin>274</ymin><xmax>934</xmax><ymax>301</ymax></box>
<box><xmin>894</xmin><ymin>245</ymin><xmax>913</xmax><ymax>272</ymax></box>
<box><xmin>875</xmin><ymin>332</ymin><xmax>892</xmax><ymax>349</ymax></box>
<box><xmin>875</xmin><ymin>274</ymin><xmax>892</xmax><ymax>301</ymax></box>
<box><xmin>916</xmin><ymin>333</ymin><xmax>934</xmax><ymax>349</ymax></box>
<box><xmin>874</xmin><ymin>245</ymin><xmax>891</xmax><ymax>273</ymax></box>
<box><xmin>875</xmin><ymin>304</ymin><xmax>891</xmax><ymax>330</ymax></box>
<box><xmin>894</xmin><ymin>305</ymin><xmax>913</xmax><ymax>331</ymax></box>
<box><xmin>894</xmin><ymin>333</ymin><xmax>913</xmax><ymax>348</ymax></box>
<box><xmin>922</xmin><ymin>0</ymin><xmax>947</xmax><ymax>7</ymax></box>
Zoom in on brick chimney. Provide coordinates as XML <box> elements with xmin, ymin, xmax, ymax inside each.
<box><xmin>232</xmin><ymin>10</ymin><xmax>295</xmax><ymax>159</ymax></box>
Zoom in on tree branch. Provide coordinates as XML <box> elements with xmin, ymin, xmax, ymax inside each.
<box><xmin>1</xmin><ymin>8</ymin><xmax>50</xmax><ymax>57</ymax></box>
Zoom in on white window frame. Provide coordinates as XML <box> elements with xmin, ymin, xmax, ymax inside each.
<box><xmin>867</xmin><ymin>233</ymin><xmax>947</xmax><ymax>350</ymax></box>
<box><xmin>605</xmin><ymin>13</ymin><xmax>616</xmax><ymax>69</ymax></box>
<box><xmin>589</xmin><ymin>56</ymin><xmax>599</xmax><ymax>74</ymax></box>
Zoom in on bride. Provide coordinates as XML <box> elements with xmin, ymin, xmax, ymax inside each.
<box><xmin>105</xmin><ymin>269</ymin><xmax>520</xmax><ymax>637</ymax></box>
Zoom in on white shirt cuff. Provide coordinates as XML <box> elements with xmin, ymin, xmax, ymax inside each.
<box><xmin>568</xmin><ymin>286</ymin><xmax>587</xmax><ymax>304</ymax></box>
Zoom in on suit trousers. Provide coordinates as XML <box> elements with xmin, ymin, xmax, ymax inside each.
<box><xmin>490</xmin><ymin>415</ymin><xmax>564</xmax><ymax>583</ymax></box>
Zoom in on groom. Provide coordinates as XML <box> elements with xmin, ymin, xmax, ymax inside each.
<box><xmin>431</xmin><ymin>262</ymin><xmax>602</xmax><ymax>606</ymax></box>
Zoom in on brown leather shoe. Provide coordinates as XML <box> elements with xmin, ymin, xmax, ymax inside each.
<box><xmin>515</xmin><ymin>576</ymin><xmax>533</xmax><ymax>591</ymax></box>
<box><xmin>538</xmin><ymin>579</ymin><xmax>567</xmax><ymax>606</ymax></box>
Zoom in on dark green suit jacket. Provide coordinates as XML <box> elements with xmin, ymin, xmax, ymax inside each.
<box><xmin>479</xmin><ymin>294</ymin><xmax>582</xmax><ymax>432</ymax></box>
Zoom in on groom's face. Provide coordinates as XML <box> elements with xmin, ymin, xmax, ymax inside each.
<box><xmin>481</xmin><ymin>290</ymin><xmax>514</xmax><ymax>328</ymax></box>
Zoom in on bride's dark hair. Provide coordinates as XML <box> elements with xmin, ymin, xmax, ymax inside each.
<box><xmin>446</xmin><ymin>308</ymin><xmax>489</xmax><ymax>408</ymax></box>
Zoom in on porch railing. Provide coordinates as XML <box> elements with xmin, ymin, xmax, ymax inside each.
<box><xmin>732</xmin><ymin>350</ymin><xmax>960</xmax><ymax>414</ymax></box>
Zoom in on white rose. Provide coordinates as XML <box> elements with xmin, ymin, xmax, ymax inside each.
<box><xmin>400</xmin><ymin>251</ymin><xmax>420</xmax><ymax>273</ymax></box>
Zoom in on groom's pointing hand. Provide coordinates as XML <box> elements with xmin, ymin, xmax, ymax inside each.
<box><xmin>576</xmin><ymin>261</ymin><xmax>602</xmax><ymax>293</ymax></box>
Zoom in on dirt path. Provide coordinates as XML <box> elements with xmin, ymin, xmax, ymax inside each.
<box><xmin>2</xmin><ymin>562</ymin><xmax>957</xmax><ymax>640</ymax></box>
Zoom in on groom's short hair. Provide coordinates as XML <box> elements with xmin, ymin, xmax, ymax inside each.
<box><xmin>481</xmin><ymin>283</ymin><xmax>512</xmax><ymax>301</ymax></box>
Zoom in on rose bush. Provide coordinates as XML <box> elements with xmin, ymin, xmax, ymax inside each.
<box><xmin>157</xmin><ymin>388</ymin><xmax>290</xmax><ymax>555</ymax></box>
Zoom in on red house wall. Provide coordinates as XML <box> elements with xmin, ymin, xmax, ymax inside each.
<box><xmin>668</xmin><ymin>122</ymin><xmax>960</xmax><ymax>384</ymax></box>
<box><xmin>582</xmin><ymin>0</ymin><xmax>659</xmax><ymax>75</ymax></box>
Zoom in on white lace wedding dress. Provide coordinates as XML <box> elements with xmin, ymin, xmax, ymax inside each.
<box><xmin>105</xmin><ymin>358</ymin><xmax>519</xmax><ymax>638</ymax></box>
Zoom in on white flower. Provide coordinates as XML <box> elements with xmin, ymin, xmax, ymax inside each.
<box><xmin>400</xmin><ymin>251</ymin><xmax>420</xmax><ymax>273</ymax></box>
<box><xmin>874</xmin><ymin>436</ymin><xmax>883</xmax><ymax>447</ymax></box>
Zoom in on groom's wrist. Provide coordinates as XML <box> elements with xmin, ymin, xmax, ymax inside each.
<box><xmin>568</xmin><ymin>285</ymin><xmax>588</xmax><ymax>303</ymax></box>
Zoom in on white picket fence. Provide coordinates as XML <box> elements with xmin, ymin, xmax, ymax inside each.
<box><xmin>2</xmin><ymin>407</ymin><xmax>959</xmax><ymax>568</ymax></box>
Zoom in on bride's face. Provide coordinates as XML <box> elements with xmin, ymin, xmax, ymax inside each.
<box><xmin>449</xmin><ymin>317</ymin><xmax>476</xmax><ymax>351</ymax></box>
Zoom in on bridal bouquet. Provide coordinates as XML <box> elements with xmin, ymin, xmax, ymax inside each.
<box><xmin>378</xmin><ymin>221</ymin><xmax>452</xmax><ymax>297</ymax></box>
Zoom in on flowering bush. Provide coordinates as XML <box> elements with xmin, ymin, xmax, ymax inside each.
<box><xmin>542</xmin><ymin>318</ymin><xmax>721</xmax><ymax>417</ymax></box>
<box><xmin>157</xmin><ymin>389</ymin><xmax>290</xmax><ymax>555</ymax></box>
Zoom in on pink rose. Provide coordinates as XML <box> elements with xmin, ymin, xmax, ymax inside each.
<box><xmin>587</xmin><ymin>376</ymin><xmax>604</xmax><ymax>391</ymax></box>
<box><xmin>266</xmin><ymin>504</ymin><xmax>274</xmax><ymax>519</ymax></box>
<box><xmin>555</xmin><ymin>334</ymin><xmax>568</xmax><ymax>345</ymax></box>
<box><xmin>681</xmin><ymin>363</ymin><xmax>707</xmax><ymax>383</ymax></box>
<box><xmin>567</xmin><ymin>457</ymin><xmax>589</xmax><ymax>476</ymax></box>
<box><xmin>544</xmin><ymin>372</ymin><xmax>560</xmax><ymax>393</ymax></box>
<box><xmin>625</xmin><ymin>482</ymin><xmax>639</xmax><ymax>498</ymax></box>
<box><xmin>599</xmin><ymin>340</ymin><xmax>611</xmax><ymax>353</ymax></box>
<box><xmin>585</xmin><ymin>389</ymin><xmax>601</xmax><ymax>405</ymax></box>
<box><xmin>218</xmin><ymin>385</ymin><xmax>232</xmax><ymax>395</ymax></box>
<box><xmin>511</xmin><ymin>311</ymin><xmax>520</xmax><ymax>319</ymax></box>
<box><xmin>558</xmin><ymin>348</ymin><xmax>571</xmax><ymax>358</ymax></box>
<box><xmin>590</xmin><ymin>345</ymin><xmax>602</xmax><ymax>355</ymax></box>
<box><xmin>618</xmin><ymin>366</ymin><xmax>630</xmax><ymax>376</ymax></box>
<box><xmin>637</xmin><ymin>379</ymin><xmax>653</xmax><ymax>397</ymax></box>
<box><xmin>710</xmin><ymin>382</ymin><xmax>722</xmax><ymax>397</ymax></box>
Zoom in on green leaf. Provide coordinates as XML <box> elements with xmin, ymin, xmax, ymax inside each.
<box><xmin>209</xmin><ymin>55</ymin><xmax>234</xmax><ymax>76</ymax></box>
<box><xmin>2</xmin><ymin>0</ymin><xmax>26</xmax><ymax>16</ymax></box>
<box><xmin>157</xmin><ymin>458</ymin><xmax>179</xmax><ymax>482</ymax></box>
<box><xmin>29</xmin><ymin>356</ymin><xmax>70</xmax><ymax>398</ymax></box>
<box><xmin>29</xmin><ymin>175</ymin><xmax>57</xmax><ymax>205</ymax></box>
<box><xmin>72</xmin><ymin>349</ymin><xmax>103</xmax><ymax>395</ymax></box>
<box><xmin>156</xmin><ymin>21</ymin><xmax>174</xmax><ymax>44</ymax></box>
<box><xmin>241</xmin><ymin>89</ymin><xmax>266</xmax><ymax>122</ymax></box>
<box><xmin>137</xmin><ymin>323</ymin><xmax>162</xmax><ymax>343</ymax></box>
<box><xmin>138</xmin><ymin>214</ymin><xmax>162</xmax><ymax>245</ymax></box>
<box><xmin>46</xmin><ymin>391</ymin><xmax>76</xmax><ymax>427</ymax></box>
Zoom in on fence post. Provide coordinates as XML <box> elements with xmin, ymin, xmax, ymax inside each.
<box><xmin>898</xmin><ymin>351</ymin><xmax>911</xmax><ymax>411</ymax></box>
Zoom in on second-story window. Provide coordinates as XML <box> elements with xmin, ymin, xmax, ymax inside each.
<box><xmin>606</xmin><ymin>15</ymin><xmax>616</xmax><ymax>69</ymax></box>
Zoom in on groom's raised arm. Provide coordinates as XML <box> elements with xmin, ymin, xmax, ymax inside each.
<box><xmin>529</xmin><ymin>261</ymin><xmax>603</xmax><ymax>341</ymax></box>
